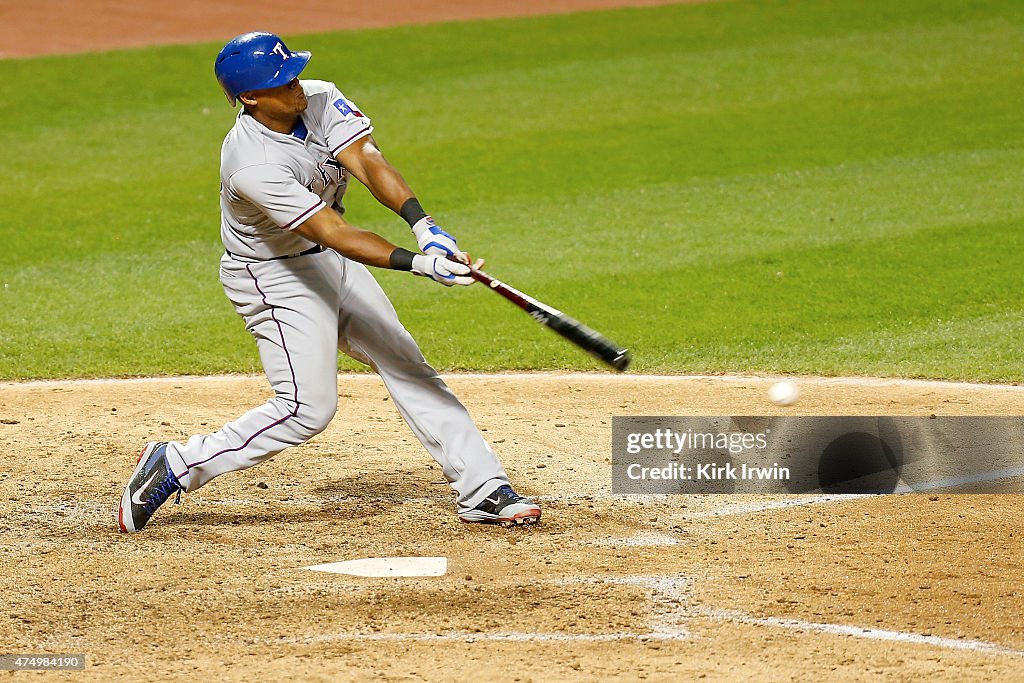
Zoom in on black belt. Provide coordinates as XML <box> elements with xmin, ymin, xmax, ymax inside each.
<box><xmin>225</xmin><ymin>244</ymin><xmax>325</xmax><ymax>262</ymax></box>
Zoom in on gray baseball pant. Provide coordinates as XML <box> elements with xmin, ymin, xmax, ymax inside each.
<box><xmin>163</xmin><ymin>249</ymin><xmax>509</xmax><ymax>512</ymax></box>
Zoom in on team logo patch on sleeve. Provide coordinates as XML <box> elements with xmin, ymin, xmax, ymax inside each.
<box><xmin>333</xmin><ymin>98</ymin><xmax>365</xmax><ymax>118</ymax></box>
<box><xmin>333</xmin><ymin>98</ymin><xmax>353</xmax><ymax>115</ymax></box>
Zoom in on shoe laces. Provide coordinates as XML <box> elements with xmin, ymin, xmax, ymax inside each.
<box><xmin>145</xmin><ymin>473</ymin><xmax>183</xmax><ymax>514</ymax></box>
<box><xmin>495</xmin><ymin>484</ymin><xmax>519</xmax><ymax>502</ymax></box>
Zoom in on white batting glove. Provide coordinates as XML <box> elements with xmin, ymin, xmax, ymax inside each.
<box><xmin>411</xmin><ymin>254</ymin><xmax>474</xmax><ymax>287</ymax></box>
<box><xmin>411</xmin><ymin>216</ymin><xmax>467</xmax><ymax>262</ymax></box>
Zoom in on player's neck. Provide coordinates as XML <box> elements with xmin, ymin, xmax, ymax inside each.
<box><xmin>248</xmin><ymin>109</ymin><xmax>300</xmax><ymax>135</ymax></box>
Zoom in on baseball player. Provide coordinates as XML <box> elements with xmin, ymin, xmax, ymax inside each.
<box><xmin>117</xmin><ymin>31</ymin><xmax>541</xmax><ymax>533</ymax></box>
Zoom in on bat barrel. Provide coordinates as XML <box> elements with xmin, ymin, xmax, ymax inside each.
<box><xmin>547</xmin><ymin>313</ymin><xmax>631</xmax><ymax>372</ymax></box>
<box><xmin>469</xmin><ymin>265</ymin><xmax>630</xmax><ymax>372</ymax></box>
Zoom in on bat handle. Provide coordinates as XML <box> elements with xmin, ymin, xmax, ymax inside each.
<box><xmin>468</xmin><ymin>265</ymin><xmax>491</xmax><ymax>285</ymax></box>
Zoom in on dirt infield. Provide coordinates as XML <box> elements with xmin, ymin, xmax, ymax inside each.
<box><xmin>0</xmin><ymin>0</ymin><xmax>700</xmax><ymax>59</ymax></box>
<box><xmin>0</xmin><ymin>374</ymin><xmax>1021</xmax><ymax>680</ymax></box>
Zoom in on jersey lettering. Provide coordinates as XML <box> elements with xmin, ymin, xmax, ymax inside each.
<box><xmin>306</xmin><ymin>154</ymin><xmax>347</xmax><ymax>195</ymax></box>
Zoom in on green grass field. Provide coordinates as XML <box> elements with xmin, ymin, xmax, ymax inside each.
<box><xmin>2</xmin><ymin>0</ymin><xmax>1023</xmax><ymax>380</ymax></box>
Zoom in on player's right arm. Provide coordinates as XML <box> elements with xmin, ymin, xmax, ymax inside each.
<box><xmin>295</xmin><ymin>206</ymin><xmax>473</xmax><ymax>286</ymax></box>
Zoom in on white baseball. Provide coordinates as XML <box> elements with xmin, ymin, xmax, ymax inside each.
<box><xmin>768</xmin><ymin>380</ymin><xmax>799</xmax><ymax>406</ymax></box>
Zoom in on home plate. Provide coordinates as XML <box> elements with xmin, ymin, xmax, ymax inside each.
<box><xmin>305</xmin><ymin>556</ymin><xmax>448</xmax><ymax>577</ymax></box>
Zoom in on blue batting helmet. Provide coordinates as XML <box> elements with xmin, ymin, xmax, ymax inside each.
<box><xmin>214</xmin><ymin>32</ymin><xmax>311</xmax><ymax>106</ymax></box>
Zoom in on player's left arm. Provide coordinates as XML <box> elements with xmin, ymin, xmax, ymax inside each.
<box><xmin>334</xmin><ymin>135</ymin><xmax>412</xmax><ymax>212</ymax></box>
<box><xmin>336</xmin><ymin>136</ymin><xmax>466</xmax><ymax>262</ymax></box>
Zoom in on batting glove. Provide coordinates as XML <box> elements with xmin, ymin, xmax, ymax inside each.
<box><xmin>411</xmin><ymin>254</ymin><xmax>474</xmax><ymax>287</ymax></box>
<box><xmin>411</xmin><ymin>216</ymin><xmax>467</xmax><ymax>262</ymax></box>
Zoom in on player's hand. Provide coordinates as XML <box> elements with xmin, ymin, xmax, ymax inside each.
<box><xmin>411</xmin><ymin>254</ymin><xmax>474</xmax><ymax>287</ymax></box>
<box><xmin>411</xmin><ymin>216</ymin><xmax>467</xmax><ymax>263</ymax></box>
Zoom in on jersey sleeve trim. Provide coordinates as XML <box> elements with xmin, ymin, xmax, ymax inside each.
<box><xmin>329</xmin><ymin>127</ymin><xmax>373</xmax><ymax>156</ymax></box>
<box><xmin>283</xmin><ymin>200</ymin><xmax>327</xmax><ymax>230</ymax></box>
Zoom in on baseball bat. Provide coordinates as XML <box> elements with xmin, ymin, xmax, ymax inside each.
<box><xmin>468</xmin><ymin>265</ymin><xmax>631</xmax><ymax>372</ymax></box>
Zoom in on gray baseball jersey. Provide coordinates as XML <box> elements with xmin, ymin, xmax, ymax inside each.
<box><xmin>219</xmin><ymin>80</ymin><xmax>372</xmax><ymax>260</ymax></box>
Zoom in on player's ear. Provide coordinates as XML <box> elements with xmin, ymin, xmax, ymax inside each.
<box><xmin>238</xmin><ymin>91</ymin><xmax>259</xmax><ymax>107</ymax></box>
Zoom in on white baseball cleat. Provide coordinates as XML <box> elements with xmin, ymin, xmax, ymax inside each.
<box><xmin>459</xmin><ymin>485</ymin><xmax>541</xmax><ymax>527</ymax></box>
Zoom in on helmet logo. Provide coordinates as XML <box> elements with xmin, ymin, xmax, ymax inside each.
<box><xmin>272</xmin><ymin>42</ymin><xmax>289</xmax><ymax>59</ymax></box>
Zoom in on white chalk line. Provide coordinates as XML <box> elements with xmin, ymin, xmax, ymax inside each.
<box><xmin>594</xmin><ymin>531</ymin><xmax>680</xmax><ymax>547</ymax></box>
<box><xmin>606</xmin><ymin>576</ymin><xmax>690</xmax><ymax>639</ymax></box>
<box><xmin>893</xmin><ymin>466</ymin><xmax>1024</xmax><ymax>493</ymax></box>
<box><xmin>696</xmin><ymin>607</ymin><xmax>1024</xmax><ymax>657</ymax></box>
<box><xmin>262</xmin><ymin>576</ymin><xmax>1024</xmax><ymax>657</ymax></box>
<box><xmin>682</xmin><ymin>494</ymin><xmax>871</xmax><ymax>519</ymax></box>
<box><xmin>278</xmin><ymin>630</ymin><xmax>673</xmax><ymax>644</ymax></box>
<box><xmin>2</xmin><ymin>371</ymin><xmax>1022</xmax><ymax>392</ymax></box>
<box><xmin>629</xmin><ymin>461</ymin><xmax>1024</xmax><ymax>519</ymax></box>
